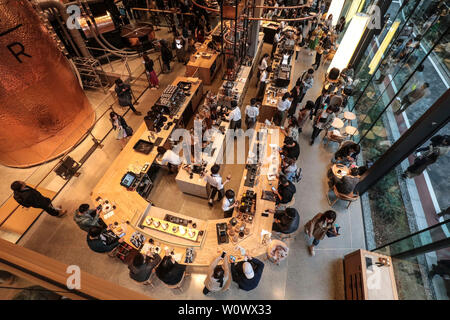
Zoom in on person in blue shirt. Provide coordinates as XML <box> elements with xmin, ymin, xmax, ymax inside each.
<box><xmin>231</xmin><ymin>255</ymin><xmax>264</xmax><ymax>291</ymax></box>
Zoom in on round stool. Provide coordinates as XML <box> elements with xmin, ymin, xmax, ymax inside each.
<box><xmin>331</xmin><ymin>118</ymin><xmax>344</xmax><ymax>129</ymax></box>
<box><xmin>343</xmin><ymin>111</ymin><xmax>356</xmax><ymax>122</ymax></box>
<box><xmin>345</xmin><ymin>126</ymin><xmax>359</xmax><ymax>136</ymax></box>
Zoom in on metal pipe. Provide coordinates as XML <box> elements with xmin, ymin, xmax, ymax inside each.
<box><xmin>49</xmin><ymin>7</ymin><xmax>82</xmax><ymax>57</ymax></box>
<box><xmin>37</xmin><ymin>0</ymin><xmax>91</xmax><ymax>57</ymax></box>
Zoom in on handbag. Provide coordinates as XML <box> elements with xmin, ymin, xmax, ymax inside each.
<box><xmin>326</xmin><ymin>225</ymin><xmax>340</xmax><ymax>238</ymax></box>
<box><xmin>125</xmin><ymin>126</ymin><xmax>133</xmax><ymax>136</ymax></box>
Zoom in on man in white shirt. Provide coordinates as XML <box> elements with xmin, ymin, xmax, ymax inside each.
<box><xmin>245</xmin><ymin>98</ymin><xmax>259</xmax><ymax>129</ymax></box>
<box><xmin>274</xmin><ymin>92</ymin><xmax>292</xmax><ymax>127</ymax></box>
<box><xmin>257</xmin><ymin>66</ymin><xmax>272</xmax><ymax>100</ymax></box>
<box><xmin>222</xmin><ymin>189</ymin><xmax>238</xmax><ymax>218</ymax></box>
<box><xmin>271</xmin><ymin>28</ymin><xmax>282</xmax><ymax>58</ymax></box>
<box><xmin>227</xmin><ymin>100</ymin><xmax>242</xmax><ymax>131</ymax></box>
<box><xmin>204</xmin><ymin>164</ymin><xmax>231</xmax><ymax>207</ymax></box>
<box><xmin>157</xmin><ymin>146</ymin><xmax>181</xmax><ymax>173</ymax></box>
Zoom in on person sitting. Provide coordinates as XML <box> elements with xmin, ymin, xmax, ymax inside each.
<box><xmin>86</xmin><ymin>226</ymin><xmax>122</xmax><ymax>253</ymax></box>
<box><xmin>157</xmin><ymin>146</ymin><xmax>182</xmax><ymax>173</ymax></box>
<box><xmin>128</xmin><ymin>252</ymin><xmax>161</xmax><ymax>283</ymax></box>
<box><xmin>155</xmin><ymin>250</ymin><xmax>187</xmax><ymax>286</ymax></box>
<box><xmin>203</xmin><ymin>252</ymin><xmax>231</xmax><ymax>295</ymax></box>
<box><xmin>73</xmin><ymin>204</ymin><xmax>106</xmax><ymax>232</ymax></box>
<box><xmin>281</xmin><ymin>157</ymin><xmax>297</xmax><ymax>182</ymax></box>
<box><xmin>333</xmin><ymin>141</ymin><xmax>360</xmax><ymax>165</ymax></box>
<box><xmin>222</xmin><ymin>189</ymin><xmax>238</xmax><ymax>218</ymax></box>
<box><xmin>273</xmin><ymin>175</ymin><xmax>296</xmax><ymax>206</ymax></box>
<box><xmin>329</xmin><ymin>166</ymin><xmax>366</xmax><ymax>195</ymax></box>
<box><xmin>267</xmin><ymin>239</ymin><xmax>289</xmax><ymax>265</ymax></box>
<box><xmin>281</xmin><ymin>136</ymin><xmax>300</xmax><ymax>160</ymax></box>
<box><xmin>270</xmin><ymin>207</ymin><xmax>300</xmax><ymax>234</ymax></box>
<box><xmin>230</xmin><ymin>255</ymin><xmax>264</xmax><ymax>291</ymax></box>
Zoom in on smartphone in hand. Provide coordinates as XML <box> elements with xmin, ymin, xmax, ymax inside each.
<box><xmin>221</xmin><ymin>251</ymin><xmax>226</xmax><ymax>258</ymax></box>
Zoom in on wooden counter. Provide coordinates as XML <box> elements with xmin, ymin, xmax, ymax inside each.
<box><xmin>344</xmin><ymin>249</ymin><xmax>398</xmax><ymax>300</ymax></box>
<box><xmin>92</xmin><ymin>117</ymin><xmax>284</xmax><ymax>267</ymax></box>
<box><xmin>175</xmin><ymin>120</ymin><xmax>231</xmax><ymax>198</ymax></box>
<box><xmin>259</xmin><ymin>53</ymin><xmax>298</xmax><ymax>123</ymax></box>
<box><xmin>186</xmin><ymin>38</ymin><xmax>222</xmax><ymax>85</ymax></box>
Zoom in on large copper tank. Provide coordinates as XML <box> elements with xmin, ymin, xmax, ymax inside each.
<box><xmin>0</xmin><ymin>0</ymin><xmax>95</xmax><ymax>167</ymax></box>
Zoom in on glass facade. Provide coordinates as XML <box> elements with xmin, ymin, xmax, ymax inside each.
<box><xmin>348</xmin><ymin>0</ymin><xmax>450</xmax><ymax>300</ymax></box>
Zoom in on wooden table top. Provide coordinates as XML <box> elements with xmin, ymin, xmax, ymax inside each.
<box><xmin>175</xmin><ymin>120</ymin><xmax>230</xmax><ymax>187</ymax></box>
<box><xmin>91</xmin><ymin>80</ymin><xmax>284</xmax><ymax>267</ymax></box>
<box><xmin>187</xmin><ymin>38</ymin><xmax>220</xmax><ymax>69</ymax></box>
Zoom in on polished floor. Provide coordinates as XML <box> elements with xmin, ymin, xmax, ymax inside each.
<box><xmin>9</xmin><ymin>37</ymin><xmax>365</xmax><ymax>299</ymax></box>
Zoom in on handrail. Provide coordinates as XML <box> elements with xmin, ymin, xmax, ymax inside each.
<box><xmin>0</xmin><ymin>238</ymin><xmax>150</xmax><ymax>300</ymax></box>
<box><xmin>372</xmin><ymin>217</ymin><xmax>450</xmax><ymax>253</ymax></box>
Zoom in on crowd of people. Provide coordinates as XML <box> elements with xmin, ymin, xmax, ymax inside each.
<box><xmin>6</xmin><ymin>0</ymin><xmax>382</xmax><ymax>298</ymax></box>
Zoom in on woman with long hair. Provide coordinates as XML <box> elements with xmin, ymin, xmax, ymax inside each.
<box><xmin>110</xmin><ymin>111</ymin><xmax>131</xmax><ymax>150</ymax></box>
<box><xmin>304</xmin><ymin>210</ymin><xmax>339</xmax><ymax>256</ymax></box>
<box><xmin>142</xmin><ymin>54</ymin><xmax>159</xmax><ymax>89</ymax></box>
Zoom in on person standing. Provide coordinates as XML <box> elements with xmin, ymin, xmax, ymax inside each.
<box><xmin>11</xmin><ymin>181</ymin><xmax>66</xmax><ymax>217</ymax></box>
<box><xmin>312</xmin><ymin>45</ymin><xmax>324</xmax><ymax>70</ymax></box>
<box><xmin>395</xmin><ymin>83</ymin><xmax>430</xmax><ymax>115</ymax></box>
<box><xmin>110</xmin><ymin>111</ymin><xmax>132</xmax><ymax>150</ymax></box>
<box><xmin>271</xmin><ymin>28</ymin><xmax>282</xmax><ymax>58</ymax></box>
<box><xmin>143</xmin><ymin>54</ymin><xmax>159</xmax><ymax>89</ymax></box>
<box><xmin>204</xmin><ymin>164</ymin><xmax>231</xmax><ymax>207</ymax></box>
<box><xmin>156</xmin><ymin>146</ymin><xmax>182</xmax><ymax>174</ymax></box>
<box><xmin>310</xmin><ymin>106</ymin><xmax>337</xmax><ymax>145</ymax></box>
<box><xmin>160</xmin><ymin>40</ymin><xmax>173</xmax><ymax>73</ymax></box>
<box><xmin>226</xmin><ymin>100</ymin><xmax>242</xmax><ymax>132</ymax></box>
<box><xmin>304</xmin><ymin>210</ymin><xmax>338</xmax><ymax>256</ymax></box>
<box><xmin>245</xmin><ymin>98</ymin><xmax>259</xmax><ymax>129</ymax></box>
<box><xmin>402</xmin><ymin>135</ymin><xmax>449</xmax><ymax>179</ymax></box>
<box><xmin>174</xmin><ymin>35</ymin><xmax>187</xmax><ymax>64</ymax></box>
<box><xmin>288</xmin><ymin>83</ymin><xmax>302</xmax><ymax>118</ymax></box>
<box><xmin>311</xmin><ymin>88</ymin><xmax>330</xmax><ymax>120</ymax></box>
<box><xmin>296</xmin><ymin>68</ymin><xmax>315</xmax><ymax>104</ymax></box>
<box><xmin>114</xmin><ymin>79</ymin><xmax>141</xmax><ymax>115</ymax></box>
<box><xmin>256</xmin><ymin>66</ymin><xmax>271</xmax><ymax>100</ymax></box>
<box><xmin>257</xmin><ymin>53</ymin><xmax>270</xmax><ymax>86</ymax></box>
<box><xmin>222</xmin><ymin>189</ymin><xmax>238</xmax><ymax>218</ymax></box>
<box><xmin>203</xmin><ymin>252</ymin><xmax>231</xmax><ymax>295</ymax></box>
<box><xmin>274</xmin><ymin>92</ymin><xmax>292</xmax><ymax>127</ymax></box>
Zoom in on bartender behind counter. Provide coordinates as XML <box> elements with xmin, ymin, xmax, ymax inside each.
<box><xmin>157</xmin><ymin>146</ymin><xmax>182</xmax><ymax>173</ymax></box>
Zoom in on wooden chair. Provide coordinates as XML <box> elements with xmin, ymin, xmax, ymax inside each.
<box><xmin>273</xmin><ymin>231</ymin><xmax>297</xmax><ymax>242</ymax></box>
<box><xmin>163</xmin><ymin>271</ymin><xmax>190</xmax><ymax>293</ymax></box>
<box><xmin>327</xmin><ymin>186</ymin><xmax>359</xmax><ymax>209</ymax></box>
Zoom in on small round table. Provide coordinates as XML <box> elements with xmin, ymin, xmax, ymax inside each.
<box><xmin>332</xmin><ymin>164</ymin><xmax>350</xmax><ymax>179</ymax></box>
<box><xmin>345</xmin><ymin>125</ymin><xmax>359</xmax><ymax>136</ymax></box>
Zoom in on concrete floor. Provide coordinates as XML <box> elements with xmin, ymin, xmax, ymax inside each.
<box><xmin>8</xmin><ymin>39</ymin><xmax>365</xmax><ymax>300</ymax></box>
